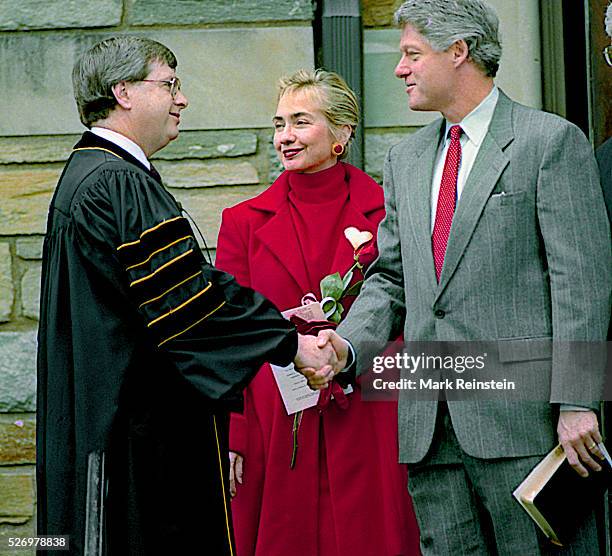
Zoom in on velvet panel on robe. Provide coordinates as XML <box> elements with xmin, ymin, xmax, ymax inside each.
<box><xmin>36</xmin><ymin>132</ymin><xmax>297</xmax><ymax>555</ymax></box>
<box><xmin>216</xmin><ymin>162</ymin><xmax>421</xmax><ymax>556</ymax></box>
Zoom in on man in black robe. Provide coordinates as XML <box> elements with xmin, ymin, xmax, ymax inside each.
<box><xmin>37</xmin><ymin>36</ymin><xmax>333</xmax><ymax>555</ymax></box>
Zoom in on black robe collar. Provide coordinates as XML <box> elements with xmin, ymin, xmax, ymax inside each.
<box><xmin>74</xmin><ymin>131</ymin><xmax>161</xmax><ymax>183</ymax></box>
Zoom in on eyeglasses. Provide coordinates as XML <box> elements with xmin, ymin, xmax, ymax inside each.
<box><xmin>604</xmin><ymin>45</ymin><xmax>612</xmax><ymax>67</ymax></box>
<box><xmin>138</xmin><ymin>76</ymin><xmax>182</xmax><ymax>98</ymax></box>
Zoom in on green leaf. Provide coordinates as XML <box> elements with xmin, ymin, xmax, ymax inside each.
<box><xmin>329</xmin><ymin>310</ymin><xmax>341</xmax><ymax>323</ymax></box>
<box><xmin>341</xmin><ymin>270</ymin><xmax>354</xmax><ymax>290</ymax></box>
<box><xmin>320</xmin><ymin>272</ymin><xmax>344</xmax><ymax>299</ymax></box>
<box><xmin>344</xmin><ymin>280</ymin><xmax>363</xmax><ymax>297</ymax></box>
<box><xmin>328</xmin><ymin>302</ymin><xmax>344</xmax><ymax>323</ymax></box>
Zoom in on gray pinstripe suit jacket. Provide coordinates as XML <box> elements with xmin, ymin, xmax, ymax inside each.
<box><xmin>338</xmin><ymin>91</ymin><xmax>612</xmax><ymax>464</ymax></box>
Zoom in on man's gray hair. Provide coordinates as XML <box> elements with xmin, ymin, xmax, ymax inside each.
<box><xmin>606</xmin><ymin>2</ymin><xmax>612</xmax><ymax>38</ymax></box>
<box><xmin>72</xmin><ymin>36</ymin><xmax>177</xmax><ymax>127</ymax></box>
<box><xmin>394</xmin><ymin>0</ymin><xmax>501</xmax><ymax>77</ymax></box>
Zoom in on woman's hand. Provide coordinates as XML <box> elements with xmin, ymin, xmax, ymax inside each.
<box><xmin>229</xmin><ymin>451</ymin><xmax>244</xmax><ymax>498</ymax></box>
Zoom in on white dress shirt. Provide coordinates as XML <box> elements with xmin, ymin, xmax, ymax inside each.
<box><xmin>90</xmin><ymin>126</ymin><xmax>151</xmax><ymax>170</ymax></box>
<box><xmin>430</xmin><ymin>86</ymin><xmax>499</xmax><ymax>231</ymax></box>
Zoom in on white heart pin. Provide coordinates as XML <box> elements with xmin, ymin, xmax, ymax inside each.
<box><xmin>344</xmin><ymin>227</ymin><xmax>373</xmax><ymax>250</ymax></box>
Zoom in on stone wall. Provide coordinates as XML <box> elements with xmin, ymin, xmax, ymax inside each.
<box><xmin>0</xmin><ymin>1</ymin><xmax>313</xmax><ymax>553</ymax></box>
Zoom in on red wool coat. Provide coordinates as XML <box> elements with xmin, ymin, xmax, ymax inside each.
<box><xmin>216</xmin><ymin>162</ymin><xmax>420</xmax><ymax>556</ymax></box>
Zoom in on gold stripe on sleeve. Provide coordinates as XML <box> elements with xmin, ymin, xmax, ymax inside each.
<box><xmin>147</xmin><ymin>282</ymin><xmax>213</xmax><ymax>327</ymax></box>
<box><xmin>126</xmin><ymin>236</ymin><xmax>191</xmax><ymax>270</ymax></box>
<box><xmin>157</xmin><ymin>301</ymin><xmax>226</xmax><ymax>347</ymax></box>
<box><xmin>139</xmin><ymin>271</ymin><xmax>202</xmax><ymax>308</ymax></box>
<box><xmin>129</xmin><ymin>249</ymin><xmax>193</xmax><ymax>287</ymax></box>
<box><xmin>140</xmin><ymin>215</ymin><xmax>184</xmax><ymax>240</ymax></box>
<box><xmin>117</xmin><ymin>216</ymin><xmax>185</xmax><ymax>251</ymax></box>
<box><xmin>213</xmin><ymin>415</ymin><xmax>235</xmax><ymax>556</ymax></box>
<box><xmin>117</xmin><ymin>237</ymin><xmax>141</xmax><ymax>250</ymax></box>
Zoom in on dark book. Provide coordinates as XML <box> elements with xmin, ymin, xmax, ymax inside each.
<box><xmin>512</xmin><ymin>443</ymin><xmax>611</xmax><ymax>546</ymax></box>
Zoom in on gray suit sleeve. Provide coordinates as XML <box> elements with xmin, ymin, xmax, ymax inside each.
<box><xmin>337</xmin><ymin>149</ymin><xmax>406</xmax><ymax>374</ymax></box>
<box><xmin>537</xmin><ymin>122</ymin><xmax>612</xmax><ymax>408</ymax></box>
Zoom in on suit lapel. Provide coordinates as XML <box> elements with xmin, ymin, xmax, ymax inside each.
<box><xmin>435</xmin><ymin>91</ymin><xmax>514</xmax><ymax>298</ymax></box>
<box><xmin>406</xmin><ymin>120</ymin><xmax>444</xmax><ymax>295</ymax></box>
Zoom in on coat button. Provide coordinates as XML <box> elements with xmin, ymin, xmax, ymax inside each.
<box><xmin>434</xmin><ymin>309</ymin><xmax>445</xmax><ymax>319</ymax></box>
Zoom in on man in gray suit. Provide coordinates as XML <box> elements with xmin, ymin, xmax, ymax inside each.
<box><xmin>299</xmin><ymin>0</ymin><xmax>612</xmax><ymax>553</ymax></box>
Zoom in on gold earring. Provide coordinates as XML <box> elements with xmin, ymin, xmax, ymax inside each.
<box><xmin>332</xmin><ymin>142</ymin><xmax>345</xmax><ymax>156</ymax></box>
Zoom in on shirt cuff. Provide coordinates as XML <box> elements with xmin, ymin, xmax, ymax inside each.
<box><xmin>559</xmin><ymin>404</ymin><xmax>591</xmax><ymax>412</ymax></box>
<box><xmin>342</xmin><ymin>338</ymin><xmax>356</xmax><ymax>372</ymax></box>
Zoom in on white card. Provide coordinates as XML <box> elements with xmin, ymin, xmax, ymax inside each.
<box><xmin>270</xmin><ymin>362</ymin><xmax>321</xmax><ymax>415</ymax></box>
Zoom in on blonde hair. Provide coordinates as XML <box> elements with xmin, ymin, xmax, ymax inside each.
<box><xmin>277</xmin><ymin>69</ymin><xmax>359</xmax><ymax>158</ymax></box>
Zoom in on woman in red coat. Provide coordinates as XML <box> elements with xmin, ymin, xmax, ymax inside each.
<box><xmin>216</xmin><ymin>69</ymin><xmax>420</xmax><ymax>556</ymax></box>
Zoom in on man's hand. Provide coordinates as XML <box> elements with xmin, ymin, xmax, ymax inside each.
<box><xmin>557</xmin><ymin>410</ymin><xmax>605</xmax><ymax>477</ymax></box>
<box><xmin>229</xmin><ymin>451</ymin><xmax>243</xmax><ymax>498</ymax></box>
<box><xmin>294</xmin><ymin>331</ymin><xmax>352</xmax><ymax>390</ymax></box>
<box><xmin>294</xmin><ymin>334</ymin><xmax>338</xmax><ymax>390</ymax></box>
<box><xmin>316</xmin><ymin>329</ymin><xmax>349</xmax><ymax>373</ymax></box>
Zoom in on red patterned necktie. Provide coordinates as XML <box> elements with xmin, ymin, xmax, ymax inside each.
<box><xmin>432</xmin><ymin>125</ymin><xmax>462</xmax><ymax>282</ymax></box>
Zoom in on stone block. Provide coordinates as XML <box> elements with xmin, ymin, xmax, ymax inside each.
<box><xmin>362</xmin><ymin>0</ymin><xmax>400</xmax><ymax>27</ymax></box>
<box><xmin>15</xmin><ymin>238</ymin><xmax>44</xmax><ymax>261</ymax></box>
<box><xmin>129</xmin><ymin>0</ymin><xmax>313</xmax><ymax>25</ymax></box>
<box><xmin>0</xmin><ymin>331</ymin><xmax>37</xmax><ymax>413</ymax></box>
<box><xmin>0</xmin><ymin>135</ymin><xmax>78</xmax><ymax>164</ymax></box>
<box><xmin>159</xmin><ymin>28</ymin><xmax>314</xmax><ymax>132</ymax></box>
<box><xmin>489</xmin><ymin>0</ymin><xmax>542</xmax><ymax>109</ymax></box>
<box><xmin>364</xmin><ymin>130</ymin><xmax>412</xmax><ymax>182</ymax></box>
<box><xmin>21</xmin><ymin>265</ymin><xmax>41</xmax><ymax>321</ymax></box>
<box><xmin>0</xmin><ymin>243</ymin><xmax>13</xmax><ymax>322</ymax></box>
<box><xmin>171</xmin><ymin>185</ymin><xmax>266</xmax><ymax>248</ymax></box>
<box><xmin>157</xmin><ymin>160</ymin><xmax>259</xmax><ymax>188</ymax></box>
<box><xmin>266</xmin><ymin>136</ymin><xmax>284</xmax><ymax>184</ymax></box>
<box><xmin>1</xmin><ymin>33</ymin><xmax>94</xmax><ymax>135</ymax></box>
<box><xmin>0</xmin><ymin>520</ymin><xmax>37</xmax><ymax>556</ymax></box>
<box><xmin>0</xmin><ymin>0</ymin><xmax>121</xmax><ymax>31</ymax></box>
<box><xmin>0</xmin><ymin>167</ymin><xmax>59</xmax><ymax>236</ymax></box>
<box><xmin>0</xmin><ymin>131</ymin><xmax>257</xmax><ymax>164</ymax></box>
<box><xmin>0</xmin><ymin>469</ymin><xmax>34</xmax><ymax>524</ymax></box>
<box><xmin>153</xmin><ymin>131</ymin><xmax>257</xmax><ymax>160</ymax></box>
<box><xmin>1</xmin><ymin>28</ymin><xmax>313</xmax><ymax>135</ymax></box>
<box><xmin>364</xmin><ymin>29</ymin><xmax>438</xmax><ymax>128</ymax></box>
<box><xmin>0</xmin><ymin>415</ymin><xmax>36</xmax><ymax>465</ymax></box>
<box><xmin>1</xmin><ymin>131</ymin><xmax>252</xmax><ymax>162</ymax></box>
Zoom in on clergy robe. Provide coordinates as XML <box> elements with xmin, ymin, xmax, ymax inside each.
<box><xmin>216</xmin><ymin>162</ymin><xmax>421</xmax><ymax>556</ymax></box>
<box><xmin>36</xmin><ymin>131</ymin><xmax>297</xmax><ymax>555</ymax></box>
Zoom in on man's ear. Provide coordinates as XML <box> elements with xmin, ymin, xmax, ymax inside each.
<box><xmin>112</xmin><ymin>81</ymin><xmax>132</xmax><ymax>109</ymax></box>
<box><xmin>451</xmin><ymin>39</ymin><xmax>470</xmax><ymax>67</ymax></box>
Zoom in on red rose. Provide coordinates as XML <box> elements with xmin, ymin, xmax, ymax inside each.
<box><xmin>356</xmin><ymin>240</ymin><xmax>377</xmax><ymax>268</ymax></box>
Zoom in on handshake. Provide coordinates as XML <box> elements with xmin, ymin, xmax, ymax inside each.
<box><xmin>293</xmin><ymin>330</ymin><xmax>350</xmax><ymax>390</ymax></box>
